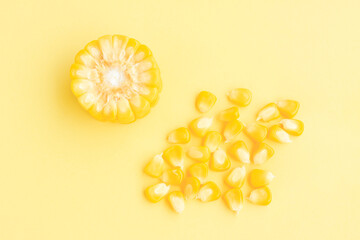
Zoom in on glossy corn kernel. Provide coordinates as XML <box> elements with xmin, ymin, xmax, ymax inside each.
<box><xmin>145</xmin><ymin>183</ymin><xmax>170</xmax><ymax>203</ymax></box>
<box><xmin>198</xmin><ymin>181</ymin><xmax>221</xmax><ymax>202</ymax></box>
<box><xmin>70</xmin><ymin>35</ymin><xmax>161</xmax><ymax>123</ymax></box>
<box><xmin>280</xmin><ymin>119</ymin><xmax>304</xmax><ymax>136</ymax></box>
<box><xmin>189</xmin><ymin>117</ymin><xmax>213</xmax><ymax>137</ymax></box>
<box><xmin>210</xmin><ymin>148</ymin><xmax>231</xmax><ymax>171</ymax></box>
<box><xmin>276</xmin><ymin>100</ymin><xmax>300</xmax><ymax>118</ymax></box>
<box><xmin>144</xmin><ymin>153</ymin><xmax>165</xmax><ymax>177</ymax></box>
<box><xmin>188</xmin><ymin>163</ymin><xmax>208</xmax><ymax>183</ymax></box>
<box><xmin>168</xmin><ymin>191</ymin><xmax>185</xmax><ymax>213</ymax></box>
<box><xmin>248</xmin><ymin>186</ymin><xmax>272</xmax><ymax>206</ymax></box>
<box><xmin>187</xmin><ymin>146</ymin><xmax>211</xmax><ymax>162</ymax></box>
<box><xmin>252</xmin><ymin>143</ymin><xmax>274</xmax><ymax>165</ymax></box>
<box><xmin>228</xmin><ymin>141</ymin><xmax>250</xmax><ymax>163</ymax></box>
<box><xmin>224</xmin><ymin>188</ymin><xmax>244</xmax><ymax>213</ymax></box>
<box><xmin>223</xmin><ymin>120</ymin><xmax>244</xmax><ymax>142</ymax></box>
<box><xmin>160</xmin><ymin>168</ymin><xmax>184</xmax><ymax>185</ymax></box>
<box><xmin>256</xmin><ymin>103</ymin><xmax>280</xmax><ymax>122</ymax></box>
<box><xmin>245</xmin><ymin>122</ymin><xmax>268</xmax><ymax>142</ymax></box>
<box><xmin>163</xmin><ymin>145</ymin><xmax>184</xmax><ymax>168</ymax></box>
<box><xmin>182</xmin><ymin>177</ymin><xmax>201</xmax><ymax>200</ymax></box>
<box><xmin>225</xmin><ymin>166</ymin><xmax>246</xmax><ymax>188</ymax></box>
<box><xmin>268</xmin><ymin>125</ymin><xmax>292</xmax><ymax>143</ymax></box>
<box><xmin>249</xmin><ymin>169</ymin><xmax>275</xmax><ymax>188</ymax></box>
<box><xmin>218</xmin><ymin>107</ymin><xmax>240</xmax><ymax>122</ymax></box>
<box><xmin>196</xmin><ymin>91</ymin><xmax>217</xmax><ymax>113</ymax></box>
<box><xmin>203</xmin><ymin>131</ymin><xmax>222</xmax><ymax>152</ymax></box>
<box><xmin>226</xmin><ymin>88</ymin><xmax>252</xmax><ymax>107</ymax></box>
<box><xmin>167</xmin><ymin>127</ymin><xmax>190</xmax><ymax>144</ymax></box>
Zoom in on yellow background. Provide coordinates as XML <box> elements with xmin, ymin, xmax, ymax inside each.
<box><xmin>1</xmin><ymin>0</ymin><xmax>359</xmax><ymax>239</ymax></box>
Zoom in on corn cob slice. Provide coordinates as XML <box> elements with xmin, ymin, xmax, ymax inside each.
<box><xmin>71</xmin><ymin>35</ymin><xmax>161</xmax><ymax>122</ymax></box>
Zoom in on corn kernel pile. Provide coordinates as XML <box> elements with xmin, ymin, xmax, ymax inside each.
<box><xmin>144</xmin><ymin>89</ymin><xmax>304</xmax><ymax>214</ymax></box>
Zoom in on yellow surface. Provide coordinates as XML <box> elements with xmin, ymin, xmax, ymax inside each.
<box><xmin>0</xmin><ymin>0</ymin><xmax>359</xmax><ymax>239</ymax></box>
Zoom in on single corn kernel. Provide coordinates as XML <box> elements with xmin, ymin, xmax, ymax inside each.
<box><xmin>276</xmin><ymin>100</ymin><xmax>300</xmax><ymax>118</ymax></box>
<box><xmin>144</xmin><ymin>153</ymin><xmax>165</xmax><ymax>177</ymax></box>
<box><xmin>196</xmin><ymin>91</ymin><xmax>217</xmax><ymax>113</ymax></box>
<box><xmin>189</xmin><ymin>116</ymin><xmax>213</xmax><ymax>137</ymax></box>
<box><xmin>280</xmin><ymin>119</ymin><xmax>304</xmax><ymax>136</ymax></box>
<box><xmin>225</xmin><ymin>166</ymin><xmax>246</xmax><ymax>188</ymax></box>
<box><xmin>223</xmin><ymin>188</ymin><xmax>244</xmax><ymax>213</ymax></box>
<box><xmin>256</xmin><ymin>103</ymin><xmax>280</xmax><ymax>122</ymax></box>
<box><xmin>268</xmin><ymin>125</ymin><xmax>292</xmax><ymax>143</ymax></box>
<box><xmin>160</xmin><ymin>168</ymin><xmax>184</xmax><ymax>185</ymax></box>
<box><xmin>210</xmin><ymin>148</ymin><xmax>231</xmax><ymax>171</ymax></box>
<box><xmin>168</xmin><ymin>191</ymin><xmax>185</xmax><ymax>213</ymax></box>
<box><xmin>163</xmin><ymin>145</ymin><xmax>184</xmax><ymax>168</ymax></box>
<box><xmin>228</xmin><ymin>141</ymin><xmax>250</xmax><ymax>163</ymax></box>
<box><xmin>223</xmin><ymin>120</ymin><xmax>244</xmax><ymax>142</ymax></box>
<box><xmin>198</xmin><ymin>181</ymin><xmax>221</xmax><ymax>202</ymax></box>
<box><xmin>252</xmin><ymin>143</ymin><xmax>274</xmax><ymax>165</ymax></box>
<box><xmin>218</xmin><ymin>107</ymin><xmax>240</xmax><ymax>122</ymax></box>
<box><xmin>167</xmin><ymin>127</ymin><xmax>190</xmax><ymax>144</ymax></box>
<box><xmin>226</xmin><ymin>88</ymin><xmax>252</xmax><ymax>107</ymax></box>
<box><xmin>182</xmin><ymin>177</ymin><xmax>201</xmax><ymax>200</ymax></box>
<box><xmin>203</xmin><ymin>131</ymin><xmax>222</xmax><ymax>152</ymax></box>
<box><xmin>249</xmin><ymin>169</ymin><xmax>275</xmax><ymax>188</ymax></box>
<box><xmin>248</xmin><ymin>186</ymin><xmax>272</xmax><ymax>206</ymax></box>
<box><xmin>70</xmin><ymin>35</ymin><xmax>161</xmax><ymax>123</ymax></box>
<box><xmin>187</xmin><ymin>146</ymin><xmax>211</xmax><ymax>162</ymax></box>
<box><xmin>145</xmin><ymin>183</ymin><xmax>170</xmax><ymax>203</ymax></box>
<box><xmin>188</xmin><ymin>163</ymin><xmax>208</xmax><ymax>183</ymax></box>
<box><xmin>245</xmin><ymin>122</ymin><xmax>268</xmax><ymax>142</ymax></box>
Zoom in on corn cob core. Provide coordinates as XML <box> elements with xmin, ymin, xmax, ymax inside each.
<box><xmin>70</xmin><ymin>35</ymin><xmax>161</xmax><ymax>123</ymax></box>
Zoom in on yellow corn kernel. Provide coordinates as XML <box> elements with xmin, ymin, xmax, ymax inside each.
<box><xmin>163</xmin><ymin>145</ymin><xmax>184</xmax><ymax>168</ymax></box>
<box><xmin>196</xmin><ymin>91</ymin><xmax>217</xmax><ymax>113</ymax></box>
<box><xmin>70</xmin><ymin>35</ymin><xmax>161</xmax><ymax>123</ymax></box>
<box><xmin>144</xmin><ymin>153</ymin><xmax>165</xmax><ymax>177</ymax></box>
<box><xmin>245</xmin><ymin>122</ymin><xmax>268</xmax><ymax>142</ymax></box>
<box><xmin>256</xmin><ymin>103</ymin><xmax>280</xmax><ymax>122</ymax></box>
<box><xmin>203</xmin><ymin>131</ymin><xmax>222</xmax><ymax>152</ymax></box>
<box><xmin>188</xmin><ymin>163</ymin><xmax>208</xmax><ymax>183</ymax></box>
<box><xmin>248</xmin><ymin>186</ymin><xmax>272</xmax><ymax>206</ymax></box>
<box><xmin>280</xmin><ymin>119</ymin><xmax>304</xmax><ymax>136</ymax></box>
<box><xmin>252</xmin><ymin>143</ymin><xmax>274</xmax><ymax>165</ymax></box>
<box><xmin>226</xmin><ymin>88</ymin><xmax>252</xmax><ymax>107</ymax></box>
<box><xmin>168</xmin><ymin>191</ymin><xmax>185</xmax><ymax>213</ymax></box>
<box><xmin>223</xmin><ymin>120</ymin><xmax>244</xmax><ymax>142</ymax></box>
<box><xmin>198</xmin><ymin>181</ymin><xmax>221</xmax><ymax>202</ymax></box>
<box><xmin>182</xmin><ymin>177</ymin><xmax>201</xmax><ymax>200</ymax></box>
<box><xmin>189</xmin><ymin>116</ymin><xmax>213</xmax><ymax>137</ymax></box>
<box><xmin>276</xmin><ymin>100</ymin><xmax>300</xmax><ymax>118</ymax></box>
<box><xmin>210</xmin><ymin>148</ymin><xmax>231</xmax><ymax>171</ymax></box>
<box><xmin>268</xmin><ymin>125</ymin><xmax>292</xmax><ymax>143</ymax></box>
<box><xmin>225</xmin><ymin>166</ymin><xmax>246</xmax><ymax>188</ymax></box>
<box><xmin>187</xmin><ymin>146</ymin><xmax>211</xmax><ymax>162</ymax></box>
<box><xmin>167</xmin><ymin>127</ymin><xmax>190</xmax><ymax>144</ymax></box>
<box><xmin>223</xmin><ymin>188</ymin><xmax>244</xmax><ymax>213</ymax></box>
<box><xmin>218</xmin><ymin>107</ymin><xmax>240</xmax><ymax>122</ymax></box>
<box><xmin>160</xmin><ymin>168</ymin><xmax>184</xmax><ymax>185</ymax></box>
<box><xmin>249</xmin><ymin>169</ymin><xmax>275</xmax><ymax>188</ymax></box>
<box><xmin>228</xmin><ymin>141</ymin><xmax>250</xmax><ymax>163</ymax></box>
<box><xmin>144</xmin><ymin>183</ymin><xmax>170</xmax><ymax>203</ymax></box>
